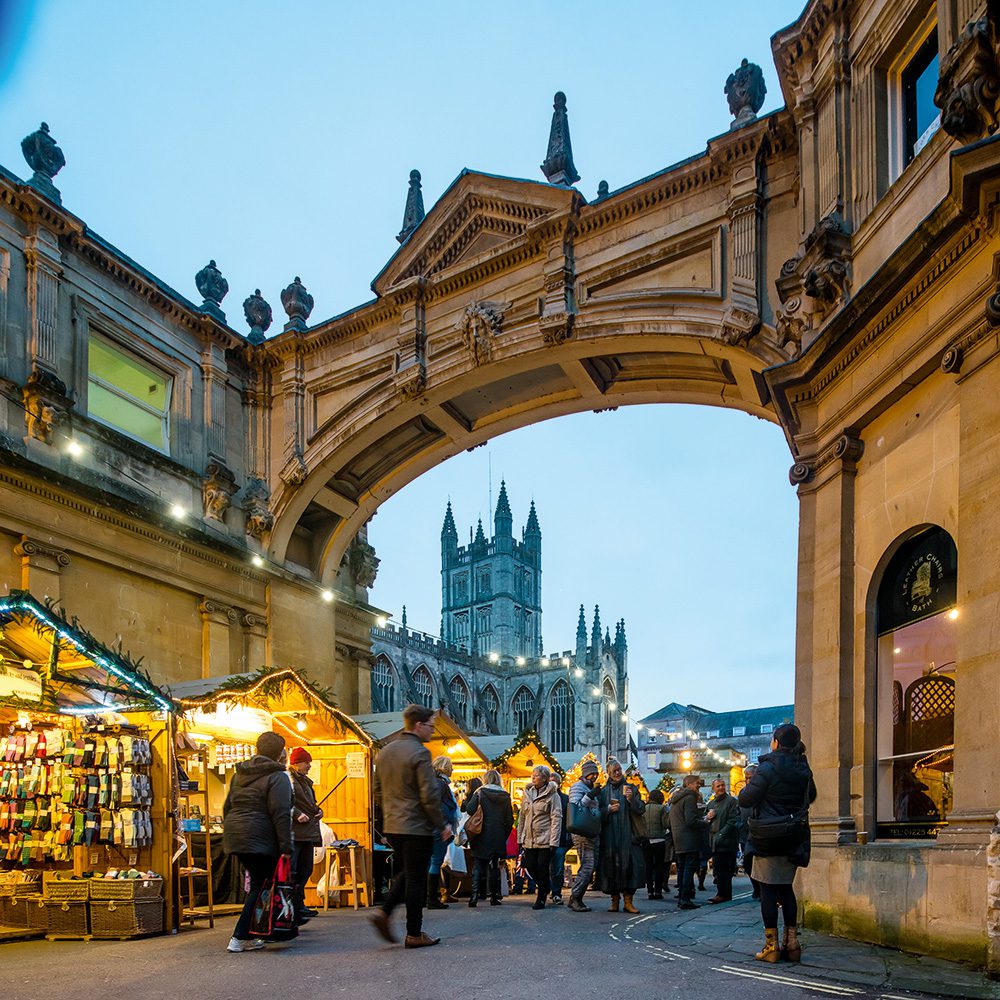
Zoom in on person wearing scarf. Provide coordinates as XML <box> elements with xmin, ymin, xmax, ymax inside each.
<box><xmin>597</xmin><ymin>757</ymin><xmax>646</xmax><ymax>913</ymax></box>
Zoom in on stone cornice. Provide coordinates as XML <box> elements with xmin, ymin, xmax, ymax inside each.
<box><xmin>771</xmin><ymin>0</ymin><xmax>850</xmax><ymax>108</ymax></box>
<box><xmin>765</xmin><ymin>136</ymin><xmax>1000</xmax><ymax>441</ymax></box>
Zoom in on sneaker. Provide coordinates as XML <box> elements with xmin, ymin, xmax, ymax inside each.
<box><xmin>549</xmin><ymin>894</ymin><xmax>563</xmax><ymax>905</ymax></box>
<box><xmin>227</xmin><ymin>937</ymin><xmax>264</xmax><ymax>952</ymax></box>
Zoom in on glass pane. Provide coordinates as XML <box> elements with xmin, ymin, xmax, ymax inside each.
<box><xmin>89</xmin><ymin>337</ymin><xmax>169</xmax><ymax>411</ymax></box>
<box><xmin>88</xmin><ymin>381</ymin><xmax>165</xmax><ymax>450</ymax></box>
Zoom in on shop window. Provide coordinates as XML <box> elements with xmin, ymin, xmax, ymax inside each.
<box><xmin>875</xmin><ymin>526</ymin><xmax>958</xmax><ymax>839</ymax></box>
<box><xmin>372</xmin><ymin>656</ymin><xmax>395</xmax><ymax>712</ymax></box>
<box><xmin>88</xmin><ymin>334</ymin><xmax>171</xmax><ymax>452</ymax></box>
<box><xmin>413</xmin><ymin>666</ymin><xmax>434</xmax><ymax>708</ymax></box>
<box><xmin>549</xmin><ymin>680</ymin><xmax>574</xmax><ymax>753</ymax></box>
<box><xmin>512</xmin><ymin>686</ymin><xmax>534</xmax><ymax>734</ymax></box>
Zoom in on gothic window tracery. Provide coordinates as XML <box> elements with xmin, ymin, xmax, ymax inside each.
<box><xmin>512</xmin><ymin>685</ymin><xmax>534</xmax><ymax>735</ymax></box>
<box><xmin>373</xmin><ymin>655</ymin><xmax>395</xmax><ymax>712</ymax></box>
<box><xmin>482</xmin><ymin>684</ymin><xmax>500</xmax><ymax>731</ymax></box>
<box><xmin>450</xmin><ymin>675</ymin><xmax>470</xmax><ymax>725</ymax></box>
<box><xmin>413</xmin><ymin>665</ymin><xmax>434</xmax><ymax>708</ymax></box>
<box><xmin>603</xmin><ymin>678</ymin><xmax>616</xmax><ymax>757</ymax></box>
<box><xmin>549</xmin><ymin>680</ymin><xmax>574</xmax><ymax>753</ymax></box>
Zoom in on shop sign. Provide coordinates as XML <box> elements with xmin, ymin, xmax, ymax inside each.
<box><xmin>0</xmin><ymin>664</ymin><xmax>42</xmax><ymax>702</ymax></box>
<box><xmin>878</xmin><ymin>528</ymin><xmax>957</xmax><ymax>634</ymax></box>
<box><xmin>345</xmin><ymin>752</ymin><xmax>366</xmax><ymax>778</ymax></box>
<box><xmin>875</xmin><ymin>821</ymin><xmax>944</xmax><ymax>840</ymax></box>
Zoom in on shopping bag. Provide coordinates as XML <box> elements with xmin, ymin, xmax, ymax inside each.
<box><xmin>444</xmin><ymin>840</ymin><xmax>467</xmax><ymax>874</ymax></box>
<box><xmin>249</xmin><ymin>856</ymin><xmax>299</xmax><ymax>940</ymax></box>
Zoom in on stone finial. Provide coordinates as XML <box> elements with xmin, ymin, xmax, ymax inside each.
<box><xmin>281</xmin><ymin>276</ymin><xmax>314</xmax><ymax>332</ymax></box>
<box><xmin>397</xmin><ymin>169</ymin><xmax>425</xmax><ymax>244</ymax></box>
<box><xmin>725</xmin><ymin>59</ymin><xmax>767</xmax><ymax>129</ymax></box>
<box><xmin>21</xmin><ymin>122</ymin><xmax>66</xmax><ymax>203</ymax></box>
<box><xmin>196</xmin><ymin>260</ymin><xmax>229</xmax><ymax>319</ymax></box>
<box><xmin>243</xmin><ymin>289</ymin><xmax>273</xmax><ymax>345</ymax></box>
<box><xmin>540</xmin><ymin>91</ymin><xmax>580</xmax><ymax>186</ymax></box>
<box><xmin>596</xmin><ymin>180</ymin><xmax>609</xmax><ymax>200</ymax></box>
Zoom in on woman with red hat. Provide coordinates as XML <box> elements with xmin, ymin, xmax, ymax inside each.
<box><xmin>289</xmin><ymin>746</ymin><xmax>323</xmax><ymax>924</ymax></box>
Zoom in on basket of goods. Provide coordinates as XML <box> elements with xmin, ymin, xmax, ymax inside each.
<box><xmin>89</xmin><ymin>871</ymin><xmax>163</xmax><ymax>901</ymax></box>
<box><xmin>46</xmin><ymin>877</ymin><xmax>90</xmax><ymax>902</ymax></box>
<box><xmin>45</xmin><ymin>897</ymin><xmax>90</xmax><ymax>937</ymax></box>
<box><xmin>90</xmin><ymin>897</ymin><xmax>164</xmax><ymax>939</ymax></box>
<box><xmin>1</xmin><ymin>885</ymin><xmax>44</xmax><ymax>927</ymax></box>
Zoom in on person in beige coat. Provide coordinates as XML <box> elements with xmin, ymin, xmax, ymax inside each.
<box><xmin>517</xmin><ymin>764</ymin><xmax>563</xmax><ymax>910</ymax></box>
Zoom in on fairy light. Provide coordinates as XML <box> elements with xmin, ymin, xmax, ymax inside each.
<box><xmin>251</xmin><ymin>554</ymin><xmax>264</xmax><ymax>568</ymax></box>
<box><xmin>321</xmin><ymin>590</ymin><xmax>334</xmax><ymax>603</ymax></box>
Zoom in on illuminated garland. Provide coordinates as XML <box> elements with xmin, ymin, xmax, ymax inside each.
<box><xmin>0</xmin><ymin>590</ymin><xmax>173</xmax><ymax>712</ymax></box>
<box><xmin>564</xmin><ymin>752</ymin><xmax>607</xmax><ymax>789</ymax></box>
<box><xmin>490</xmin><ymin>727</ymin><xmax>564</xmax><ymax>778</ymax></box>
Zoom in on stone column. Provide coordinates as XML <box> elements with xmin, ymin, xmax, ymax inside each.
<box><xmin>14</xmin><ymin>536</ymin><xmax>69</xmax><ymax>603</ymax></box>
<box><xmin>0</xmin><ymin>248</ymin><xmax>10</xmax><ymax>378</ymax></box>
<box><xmin>200</xmin><ymin>343</ymin><xmax>228</xmax><ymax>462</ymax></box>
<box><xmin>199</xmin><ymin>599</ymin><xmax>237</xmax><ymax>679</ymax></box>
<box><xmin>25</xmin><ymin>228</ymin><xmax>61</xmax><ymax>373</ymax></box>
<box><xmin>240</xmin><ymin>611</ymin><xmax>268</xmax><ymax>674</ymax></box>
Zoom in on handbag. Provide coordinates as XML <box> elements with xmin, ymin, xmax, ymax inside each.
<box><xmin>747</xmin><ymin>779</ymin><xmax>811</xmax><ymax>858</ymax></box>
<box><xmin>249</xmin><ymin>855</ymin><xmax>299</xmax><ymax>940</ymax></box>
<box><xmin>566</xmin><ymin>799</ymin><xmax>601</xmax><ymax>838</ymax></box>
<box><xmin>464</xmin><ymin>801</ymin><xmax>484</xmax><ymax>838</ymax></box>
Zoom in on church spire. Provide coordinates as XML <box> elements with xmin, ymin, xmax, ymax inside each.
<box><xmin>397</xmin><ymin>169</ymin><xmax>425</xmax><ymax>244</ymax></box>
<box><xmin>441</xmin><ymin>500</ymin><xmax>457</xmax><ymax>539</ymax></box>
<box><xmin>474</xmin><ymin>518</ymin><xmax>487</xmax><ymax>548</ymax></box>
<box><xmin>615</xmin><ymin>618</ymin><xmax>628</xmax><ymax>664</ymax></box>
<box><xmin>540</xmin><ymin>91</ymin><xmax>581</xmax><ymax>186</ymax></box>
<box><xmin>590</xmin><ymin>605</ymin><xmax>602</xmax><ymax>666</ymax></box>
<box><xmin>494</xmin><ymin>480</ymin><xmax>512</xmax><ymax>531</ymax></box>
<box><xmin>576</xmin><ymin>604</ymin><xmax>588</xmax><ymax>661</ymax></box>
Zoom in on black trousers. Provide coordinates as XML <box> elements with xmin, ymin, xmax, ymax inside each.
<box><xmin>472</xmin><ymin>854</ymin><xmax>501</xmax><ymax>900</ymax></box>
<box><xmin>712</xmin><ymin>849</ymin><xmax>737</xmax><ymax>900</ymax></box>
<box><xmin>382</xmin><ymin>833</ymin><xmax>434</xmax><ymax>937</ymax></box>
<box><xmin>522</xmin><ymin>847</ymin><xmax>552</xmax><ymax>900</ymax></box>
<box><xmin>292</xmin><ymin>841</ymin><xmax>318</xmax><ymax>918</ymax></box>
<box><xmin>643</xmin><ymin>841</ymin><xmax>667</xmax><ymax>894</ymax></box>
<box><xmin>760</xmin><ymin>882</ymin><xmax>797</xmax><ymax>927</ymax></box>
<box><xmin>675</xmin><ymin>850</ymin><xmax>698</xmax><ymax>903</ymax></box>
<box><xmin>233</xmin><ymin>852</ymin><xmax>277</xmax><ymax>940</ymax></box>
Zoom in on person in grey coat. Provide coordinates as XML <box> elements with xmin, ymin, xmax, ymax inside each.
<box><xmin>222</xmin><ymin>730</ymin><xmax>294</xmax><ymax>952</ymax></box>
<box><xmin>566</xmin><ymin>759</ymin><xmax>601</xmax><ymax>912</ymax></box>
<box><xmin>669</xmin><ymin>774</ymin><xmax>711</xmax><ymax>910</ymax></box>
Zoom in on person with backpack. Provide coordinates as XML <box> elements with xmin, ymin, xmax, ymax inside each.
<box><xmin>738</xmin><ymin>724</ymin><xmax>816</xmax><ymax>964</ymax></box>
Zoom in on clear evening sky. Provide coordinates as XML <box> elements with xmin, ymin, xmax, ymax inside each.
<box><xmin>1</xmin><ymin>1</ymin><xmax>806</xmax><ymax>721</ymax></box>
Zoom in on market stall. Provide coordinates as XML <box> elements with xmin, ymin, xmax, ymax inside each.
<box><xmin>0</xmin><ymin>590</ymin><xmax>174</xmax><ymax>943</ymax></box>
<box><xmin>471</xmin><ymin>729</ymin><xmax>564</xmax><ymax>806</ymax></box>
<box><xmin>172</xmin><ymin>668</ymin><xmax>375</xmax><ymax>914</ymax></box>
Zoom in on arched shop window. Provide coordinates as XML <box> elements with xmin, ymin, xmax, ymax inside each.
<box><xmin>413</xmin><ymin>665</ymin><xmax>435</xmax><ymax>708</ymax></box>
<box><xmin>372</xmin><ymin>655</ymin><xmax>395</xmax><ymax>712</ymax></box>
<box><xmin>549</xmin><ymin>681</ymin><xmax>574</xmax><ymax>753</ymax></box>
<box><xmin>450</xmin><ymin>675</ymin><xmax>470</xmax><ymax>725</ymax></box>
<box><xmin>512</xmin><ymin>686</ymin><xmax>534</xmax><ymax>734</ymax></box>
<box><xmin>875</xmin><ymin>526</ymin><xmax>958</xmax><ymax>839</ymax></box>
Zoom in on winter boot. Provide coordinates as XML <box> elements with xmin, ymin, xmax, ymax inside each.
<box><xmin>426</xmin><ymin>873</ymin><xmax>448</xmax><ymax>909</ymax></box>
<box><xmin>488</xmin><ymin>868</ymin><xmax>502</xmax><ymax>905</ymax></box>
<box><xmin>568</xmin><ymin>895</ymin><xmax>591</xmax><ymax>912</ymax></box>
<box><xmin>608</xmin><ymin>894</ymin><xmax>620</xmax><ymax>913</ymax></box>
<box><xmin>755</xmin><ymin>928</ymin><xmax>781</xmax><ymax>963</ymax></box>
<box><xmin>468</xmin><ymin>868</ymin><xmax>480</xmax><ymax>907</ymax></box>
<box><xmin>782</xmin><ymin>926</ymin><xmax>801</xmax><ymax>962</ymax></box>
<box><xmin>623</xmin><ymin>894</ymin><xmax>639</xmax><ymax>914</ymax></box>
<box><xmin>697</xmin><ymin>867</ymin><xmax>707</xmax><ymax>891</ymax></box>
<box><xmin>532</xmin><ymin>891</ymin><xmax>546</xmax><ymax>910</ymax></box>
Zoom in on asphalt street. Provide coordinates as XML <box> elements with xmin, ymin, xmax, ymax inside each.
<box><xmin>1</xmin><ymin>882</ymin><xmax>995</xmax><ymax>1000</ymax></box>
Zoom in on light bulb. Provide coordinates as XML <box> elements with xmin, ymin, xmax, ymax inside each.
<box><xmin>296</xmin><ymin>717</ymin><xmax>307</xmax><ymax>732</ymax></box>
<box><xmin>321</xmin><ymin>590</ymin><xmax>334</xmax><ymax>603</ymax></box>
<box><xmin>169</xmin><ymin>503</ymin><xmax>187</xmax><ymax>519</ymax></box>
<box><xmin>251</xmin><ymin>554</ymin><xmax>264</xmax><ymax>568</ymax></box>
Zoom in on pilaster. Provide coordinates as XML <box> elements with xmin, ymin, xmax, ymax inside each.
<box><xmin>199</xmin><ymin>598</ymin><xmax>237</xmax><ymax>679</ymax></box>
<box><xmin>24</xmin><ymin>226</ymin><xmax>60</xmax><ymax>373</ymax></box>
<box><xmin>14</xmin><ymin>535</ymin><xmax>69</xmax><ymax>603</ymax></box>
<box><xmin>200</xmin><ymin>342</ymin><xmax>228</xmax><ymax>462</ymax></box>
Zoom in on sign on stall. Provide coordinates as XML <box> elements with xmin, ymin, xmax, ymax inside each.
<box><xmin>346</xmin><ymin>752</ymin><xmax>366</xmax><ymax>778</ymax></box>
<box><xmin>0</xmin><ymin>664</ymin><xmax>42</xmax><ymax>702</ymax></box>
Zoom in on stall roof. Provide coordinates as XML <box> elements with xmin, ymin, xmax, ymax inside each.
<box><xmin>473</xmin><ymin>729</ymin><xmax>564</xmax><ymax>777</ymax></box>
<box><xmin>353</xmin><ymin>712</ymin><xmax>489</xmax><ymax>767</ymax></box>
<box><xmin>0</xmin><ymin>589</ymin><xmax>173</xmax><ymax>712</ymax></box>
<box><xmin>171</xmin><ymin>668</ymin><xmax>373</xmax><ymax>745</ymax></box>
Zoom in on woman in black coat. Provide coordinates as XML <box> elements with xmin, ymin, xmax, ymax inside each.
<box><xmin>738</xmin><ymin>724</ymin><xmax>816</xmax><ymax>964</ymax></box>
<box><xmin>462</xmin><ymin>768</ymin><xmax>513</xmax><ymax>907</ymax></box>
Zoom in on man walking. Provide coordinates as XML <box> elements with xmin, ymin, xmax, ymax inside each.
<box><xmin>566</xmin><ymin>759</ymin><xmax>601</xmax><ymax>912</ymax></box>
<box><xmin>669</xmin><ymin>774</ymin><xmax>710</xmax><ymax>910</ymax></box>
<box><xmin>370</xmin><ymin>704</ymin><xmax>452</xmax><ymax>949</ymax></box>
<box><xmin>705</xmin><ymin>778</ymin><xmax>740</xmax><ymax>903</ymax></box>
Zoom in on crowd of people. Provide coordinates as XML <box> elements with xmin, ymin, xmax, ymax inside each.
<box><xmin>219</xmin><ymin>703</ymin><xmax>815</xmax><ymax>966</ymax></box>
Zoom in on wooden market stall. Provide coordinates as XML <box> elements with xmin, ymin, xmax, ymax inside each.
<box><xmin>171</xmin><ymin>668</ymin><xmax>375</xmax><ymax>915</ymax></box>
<box><xmin>0</xmin><ymin>590</ymin><xmax>175</xmax><ymax>943</ymax></box>
<box><xmin>470</xmin><ymin>729</ymin><xmax>564</xmax><ymax>808</ymax></box>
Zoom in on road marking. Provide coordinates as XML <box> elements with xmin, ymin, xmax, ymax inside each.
<box><xmin>620</xmin><ymin>913</ymin><xmax>691</xmax><ymax>959</ymax></box>
<box><xmin>714</xmin><ymin>965</ymin><xmax>863</xmax><ymax>996</ymax></box>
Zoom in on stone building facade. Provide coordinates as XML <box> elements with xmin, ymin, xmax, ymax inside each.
<box><xmin>1</xmin><ymin>0</ymin><xmax>1000</xmax><ymax>967</ymax></box>
<box><xmin>370</xmin><ymin>487</ymin><xmax>630</xmax><ymax>763</ymax></box>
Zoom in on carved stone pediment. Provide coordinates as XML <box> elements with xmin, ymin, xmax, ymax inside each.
<box><xmin>22</xmin><ymin>365</ymin><xmax>73</xmax><ymax>445</ymax></box>
<box><xmin>935</xmin><ymin>13</ymin><xmax>1000</xmax><ymax>142</ymax></box>
<box><xmin>372</xmin><ymin>172</ymin><xmax>574</xmax><ymax>295</ymax></box>
<box><xmin>774</xmin><ymin>215</ymin><xmax>852</xmax><ymax>356</ymax></box>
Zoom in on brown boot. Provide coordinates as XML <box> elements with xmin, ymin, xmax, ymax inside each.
<box><xmin>608</xmin><ymin>894</ymin><xmax>620</xmax><ymax>912</ymax></box>
<box><xmin>755</xmin><ymin>928</ymin><xmax>780</xmax><ymax>963</ymax></box>
<box><xmin>623</xmin><ymin>894</ymin><xmax>639</xmax><ymax>914</ymax></box>
<box><xmin>783</xmin><ymin>926</ymin><xmax>801</xmax><ymax>962</ymax></box>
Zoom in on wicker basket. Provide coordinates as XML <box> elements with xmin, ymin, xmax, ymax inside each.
<box><xmin>89</xmin><ymin>878</ymin><xmax>163</xmax><ymax>902</ymax></box>
<box><xmin>90</xmin><ymin>899</ymin><xmax>163</xmax><ymax>939</ymax></box>
<box><xmin>8</xmin><ymin>894</ymin><xmax>50</xmax><ymax>930</ymax></box>
<box><xmin>0</xmin><ymin>894</ymin><xmax>27</xmax><ymax>927</ymax></box>
<box><xmin>46</xmin><ymin>879</ymin><xmax>90</xmax><ymax>902</ymax></box>
<box><xmin>45</xmin><ymin>898</ymin><xmax>89</xmax><ymax>936</ymax></box>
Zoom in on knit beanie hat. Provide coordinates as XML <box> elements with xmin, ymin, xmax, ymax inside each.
<box><xmin>257</xmin><ymin>731</ymin><xmax>286</xmax><ymax>761</ymax></box>
<box><xmin>289</xmin><ymin>746</ymin><xmax>312</xmax><ymax>765</ymax></box>
<box><xmin>581</xmin><ymin>760</ymin><xmax>599</xmax><ymax>777</ymax></box>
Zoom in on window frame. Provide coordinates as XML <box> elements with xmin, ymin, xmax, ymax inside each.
<box><xmin>886</xmin><ymin>16</ymin><xmax>940</xmax><ymax>184</ymax></box>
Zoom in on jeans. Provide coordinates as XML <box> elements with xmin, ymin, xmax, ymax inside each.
<box><xmin>522</xmin><ymin>847</ymin><xmax>552</xmax><ymax>900</ymax></box>
<box><xmin>233</xmin><ymin>852</ymin><xmax>277</xmax><ymax>940</ymax></box>
<box><xmin>292</xmin><ymin>841</ymin><xmax>318</xmax><ymax>919</ymax></box>
<box><xmin>382</xmin><ymin>833</ymin><xmax>434</xmax><ymax>937</ymax></box>
<box><xmin>549</xmin><ymin>846</ymin><xmax>567</xmax><ymax>897</ymax></box>
<box><xmin>472</xmin><ymin>854</ymin><xmax>501</xmax><ymax>900</ymax></box>
<box><xmin>675</xmin><ymin>850</ymin><xmax>698</xmax><ymax>903</ymax></box>
<box><xmin>711</xmin><ymin>849</ymin><xmax>737</xmax><ymax>900</ymax></box>
<box><xmin>570</xmin><ymin>835</ymin><xmax>597</xmax><ymax>900</ymax></box>
<box><xmin>428</xmin><ymin>834</ymin><xmax>451</xmax><ymax>875</ymax></box>
<box><xmin>643</xmin><ymin>840</ymin><xmax>667</xmax><ymax>895</ymax></box>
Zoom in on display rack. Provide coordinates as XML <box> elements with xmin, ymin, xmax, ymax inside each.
<box><xmin>176</xmin><ymin>747</ymin><xmax>216</xmax><ymax>928</ymax></box>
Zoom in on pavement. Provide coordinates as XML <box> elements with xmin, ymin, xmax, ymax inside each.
<box><xmin>0</xmin><ymin>879</ymin><xmax>997</xmax><ymax>1000</ymax></box>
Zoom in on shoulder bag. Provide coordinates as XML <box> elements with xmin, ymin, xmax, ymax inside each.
<box><xmin>464</xmin><ymin>797</ymin><xmax>484</xmax><ymax>838</ymax></box>
<box><xmin>566</xmin><ymin>797</ymin><xmax>601</xmax><ymax>838</ymax></box>
<box><xmin>747</xmin><ymin>778</ymin><xmax>811</xmax><ymax>857</ymax></box>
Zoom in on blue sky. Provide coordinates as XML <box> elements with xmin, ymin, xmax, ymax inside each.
<box><xmin>1</xmin><ymin>1</ymin><xmax>805</xmax><ymax>720</ymax></box>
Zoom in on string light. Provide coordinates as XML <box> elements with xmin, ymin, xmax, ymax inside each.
<box><xmin>321</xmin><ymin>590</ymin><xmax>334</xmax><ymax>603</ymax></box>
<box><xmin>251</xmin><ymin>554</ymin><xmax>264</xmax><ymax>568</ymax></box>
<box><xmin>169</xmin><ymin>503</ymin><xmax>187</xmax><ymax>519</ymax></box>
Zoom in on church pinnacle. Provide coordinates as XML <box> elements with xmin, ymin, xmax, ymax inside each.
<box><xmin>397</xmin><ymin>169</ymin><xmax>425</xmax><ymax>244</ymax></box>
<box><xmin>441</xmin><ymin>499</ymin><xmax>457</xmax><ymax>539</ymax></box>
<box><xmin>524</xmin><ymin>499</ymin><xmax>540</xmax><ymax>537</ymax></box>
<box><xmin>540</xmin><ymin>91</ymin><xmax>580</xmax><ymax>186</ymax></box>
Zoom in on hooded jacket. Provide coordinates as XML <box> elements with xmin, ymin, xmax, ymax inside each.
<box><xmin>222</xmin><ymin>754</ymin><xmax>294</xmax><ymax>857</ymax></box>
<box><xmin>463</xmin><ymin>782</ymin><xmax>514</xmax><ymax>859</ymax></box>
<box><xmin>738</xmin><ymin>748</ymin><xmax>816</xmax><ymax>865</ymax></box>
<box><xmin>517</xmin><ymin>780</ymin><xmax>563</xmax><ymax>848</ymax></box>
<box><xmin>668</xmin><ymin>785</ymin><xmax>708</xmax><ymax>854</ymax></box>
